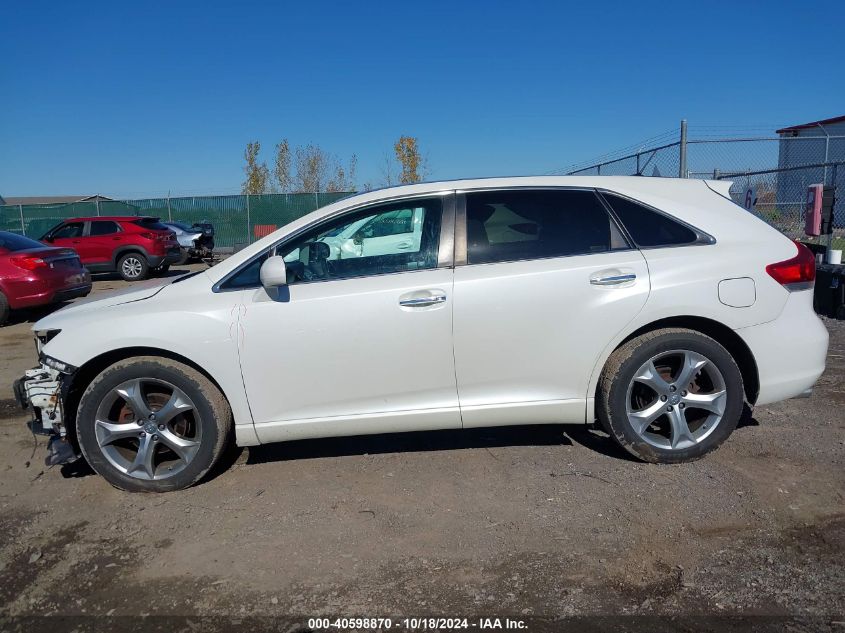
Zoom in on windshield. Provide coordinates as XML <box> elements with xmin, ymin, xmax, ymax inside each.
<box><xmin>0</xmin><ymin>232</ymin><xmax>48</xmax><ymax>252</ymax></box>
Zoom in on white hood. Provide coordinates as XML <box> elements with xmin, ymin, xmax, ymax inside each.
<box><xmin>33</xmin><ymin>278</ymin><xmax>171</xmax><ymax>332</ymax></box>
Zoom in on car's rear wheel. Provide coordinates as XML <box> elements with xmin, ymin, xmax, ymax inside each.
<box><xmin>175</xmin><ymin>249</ymin><xmax>190</xmax><ymax>265</ymax></box>
<box><xmin>76</xmin><ymin>357</ymin><xmax>232</xmax><ymax>492</ymax></box>
<box><xmin>0</xmin><ymin>291</ymin><xmax>9</xmax><ymax>326</ymax></box>
<box><xmin>117</xmin><ymin>253</ymin><xmax>149</xmax><ymax>281</ymax></box>
<box><xmin>597</xmin><ymin>328</ymin><xmax>744</xmax><ymax>463</ymax></box>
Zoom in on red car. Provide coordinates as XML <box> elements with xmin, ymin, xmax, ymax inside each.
<box><xmin>0</xmin><ymin>231</ymin><xmax>92</xmax><ymax>326</ymax></box>
<box><xmin>40</xmin><ymin>216</ymin><xmax>181</xmax><ymax>281</ymax></box>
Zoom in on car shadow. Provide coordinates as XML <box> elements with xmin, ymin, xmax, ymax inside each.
<box><xmin>737</xmin><ymin>403</ymin><xmax>760</xmax><ymax>429</ymax></box>
<box><xmin>59</xmin><ymin>412</ymin><xmax>766</xmax><ymax>484</ymax></box>
<box><xmin>2</xmin><ymin>303</ymin><xmax>67</xmax><ymax>327</ymax></box>
<box><xmin>244</xmin><ymin>424</ymin><xmax>575</xmax><ymax>466</ymax></box>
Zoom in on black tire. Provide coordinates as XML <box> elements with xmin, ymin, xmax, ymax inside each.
<box><xmin>0</xmin><ymin>291</ymin><xmax>9</xmax><ymax>326</ymax></box>
<box><xmin>76</xmin><ymin>357</ymin><xmax>232</xmax><ymax>492</ymax></box>
<box><xmin>175</xmin><ymin>249</ymin><xmax>190</xmax><ymax>265</ymax></box>
<box><xmin>596</xmin><ymin>328</ymin><xmax>745</xmax><ymax>464</ymax></box>
<box><xmin>117</xmin><ymin>252</ymin><xmax>149</xmax><ymax>281</ymax></box>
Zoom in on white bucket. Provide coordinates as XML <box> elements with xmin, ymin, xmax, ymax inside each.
<box><xmin>828</xmin><ymin>249</ymin><xmax>843</xmax><ymax>265</ymax></box>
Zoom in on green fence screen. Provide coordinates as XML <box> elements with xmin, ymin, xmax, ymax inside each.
<box><xmin>0</xmin><ymin>192</ymin><xmax>354</xmax><ymax>249</ymax></box>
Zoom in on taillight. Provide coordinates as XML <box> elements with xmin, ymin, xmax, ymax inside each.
<box><xmin>9</xmin><ymin>255</ymin><xmax>48</xmax><ymax>271</ymax></box>
<box><xmin>766</xmin><ymin>241</ymin><xmax>816</xmax><ymax>287</ymax></box>
<box><xmin>140</xmin><ymin>232</ymin><xmax>156</xmax><ymax>240</ymax></box>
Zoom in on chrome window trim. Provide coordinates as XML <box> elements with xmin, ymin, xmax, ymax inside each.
<box><xmin>212</xmin><ymin>191</ymin><xmax>456</xmax><ymax>293</ymax></box>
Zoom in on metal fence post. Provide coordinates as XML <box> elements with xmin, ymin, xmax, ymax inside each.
<box><xmin>19</xmin><ymin>204</ymin><xmax>25</xmax><ymax>235</ymax></box>
<box><xmin>636</xmin><ymin>152</ymin><xmax>641</xmax><ymax>176</ymax></box>
<box><xmin>166</xmin><ymin>191</ymin><xmax>172</xmax><ymax>222</ymax></box>
<box><xmin>827</xmin><ymin>162</ymin><xmax>837</xmax><ymax>256</ymax></box>
<box><xmin>678</xmin><ymin>119</ymin><xmax>688</xmax><ymax>178</ymax></box>
<box><xmin>246</xmin><ymin>194</ymin><xmax>251</xmax><ymax>244</ymax></box>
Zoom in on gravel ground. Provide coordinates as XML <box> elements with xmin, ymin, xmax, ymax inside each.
<box><xmin>0</xmin><ymin>267</ymin><xmax>843</xmax><ymax>631</ymax></box>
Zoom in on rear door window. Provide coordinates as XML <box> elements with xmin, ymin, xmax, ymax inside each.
<box><xmin>602</xmin><ymin>193</ymin><xmax>699</xmax><ymax>247</ymax></box>
<box><xmin>89</xmin><ymin>220</ymin><xmax>121</xmax><ymax>236</ymax></box>
<box><xmin>464</xmin><ymin>189</ymin><xmax>627</xmax><ymax>265</ymax></box>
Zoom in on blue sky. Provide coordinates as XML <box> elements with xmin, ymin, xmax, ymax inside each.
<box><xmin>2</xmin><ymin>0</ymin><xmax>843</xmax><ymax>198</ymax></box>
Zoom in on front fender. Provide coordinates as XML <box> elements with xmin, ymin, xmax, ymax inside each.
<box><xmin>38</xmin><ymin>284</ymin><xmax>258</xmax><ymax>446</ymax></box>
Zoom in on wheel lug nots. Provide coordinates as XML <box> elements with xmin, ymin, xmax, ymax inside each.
<box><xmin>681</xmin><ymin>390</ymin><xmax>688</xmax><ymax>396</ymax></box>
<box><xmin>666</xmin><ymin>405</ymin><xmax>673</xmax><ymax>411</ymax></box>
<box><xmin>660</xmin><ymin>395</ymin><xmax>668</xmax><ymax>402</ymax></box>
<box><xmin>679</xmin><ymin>403</ymin><xmax>685</xmax><ymax>409</ymax></box>
<box><xmin>139</xmin><ymin>431</ymin><xmax>145</xmax><ymax>437</ymax></box>
<box><xmin>158</xmin><ymin>424</ymin><xmax>165</xmax><ymax>431</ymax></box>
<box><xmin>669</xmin><ymin>385</ymin><xmax>676</xmax><ymax>392</ymax></box>
<box><xmin>152</xmin><ymin>435</ymin><xmax>159</xmax><ymax>442</ymax></box>
<box><xmin>136</xmin><ymin>420</ymin><xmax>143</xmax><ymax>426</ymax></box>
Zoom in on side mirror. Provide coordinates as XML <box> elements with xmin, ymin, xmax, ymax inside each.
<box><xmin>259</xmin><ymin>256</ymin><xmax>287</xmax><ymax>288</ymax></box>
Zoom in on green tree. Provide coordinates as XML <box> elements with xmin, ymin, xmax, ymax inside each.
<box><xmin>326</xmin><ymin>154</ymin><xmax>357</xmax><ymax>192</ymax></box>
<box><xmin>394</xmin><ymin>135</ymin><xmax>426</xmax><ymax>184</ymax></box>
<box><xmin>293</xmin><ymin>144</ymin><xmax>328</xmax><ymax>193</ymax></box>
<box><xmin>273</xmin><ymin>139</ymin><xmax>293</xmax><ymax>193</ymax></box>
<box><xmin>293</xmin><ymin>144</ymin><xmax>356</xmax><ymax>193</ymax></box>
<box><xmin>241</xmin><ymin>141</ymin><xmax>270</xmax><ymax>194</ymax></box>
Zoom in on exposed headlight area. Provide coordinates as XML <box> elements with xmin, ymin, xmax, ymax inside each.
<box><xmin>40</xmin><ymin>354</ymin><xmax>77</xmax><ymax>375</ymax></box>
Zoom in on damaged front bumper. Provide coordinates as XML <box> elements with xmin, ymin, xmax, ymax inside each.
<box><xmin>13</xmin><ymin>363</ymin><xmax>79</xmax><ymax>466</ymax></box>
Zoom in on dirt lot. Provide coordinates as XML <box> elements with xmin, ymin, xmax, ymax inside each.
<box><xmin>0</xmin><ymin>266</ymin><xmax>843</xmax><ymax>631</ymax></box>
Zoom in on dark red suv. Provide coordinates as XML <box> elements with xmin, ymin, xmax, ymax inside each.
<box><xmin>41</xmin><ymin>217</ymin><xmax>181</xmax><ymax>281</ymax></box>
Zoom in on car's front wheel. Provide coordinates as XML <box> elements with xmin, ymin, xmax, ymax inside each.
<box><xmin>117</xmin><ymin>253</ymin><xmax>149</xmax><ymax>281</ymax></box>
<box><xmin>76</xmin><ymin>357</ymin><xmax>232</xmax><ymax>492</ymax></box>
<box><xmin>597</xmin><ymin>328</ymin><xmax>745</xmax><ymax>463</ymax></box>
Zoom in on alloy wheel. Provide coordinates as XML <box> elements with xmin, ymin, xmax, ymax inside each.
<box><xmin>121</xmin><ymin>257</ymin><xmax>143</xmax><ymax>278</ymax></box>
<box><xmin>625</xmin><ymin>349</ymin><xmax>727</xmax><ymax>450</ymax></box>
<box><xmin>94</xmin><ymin>378</ymin><xmax>202</xmax><ymax>480</ymax></box>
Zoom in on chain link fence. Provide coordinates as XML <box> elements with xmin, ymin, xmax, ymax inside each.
<box><xmin>560</xmin><ymin>128</ymin><xmax>845</xmax><ymax>246</ymax></box>
<box><xmin>0</xmin><ymin>192</ymin><xmax>354</xmax><ymax>250</ymax></box>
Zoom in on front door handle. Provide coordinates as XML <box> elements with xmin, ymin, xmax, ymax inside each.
<box><xmin>590</xmin><ymin>273</ymin><xmax>637</xmax><ymax>286</ymax></box>
<box><xmin>399</xmin><ymin>295</ymin><xmax>446</xmax><ymax>307</ymax></box>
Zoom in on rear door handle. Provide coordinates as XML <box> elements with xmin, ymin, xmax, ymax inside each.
<box><xmin>399</xmin><ymin>288</ymin><xmax>447</xmax><ymax>308</ymax></box>
<box><xmin>590</xmin><ymin>273</ymin><xmax>637</xmax><ymax>286</ymax></box>
<box><xmin>399</xmin><ymin>295</ymin><xmax>446</xmax><ymax>307</ymax></box>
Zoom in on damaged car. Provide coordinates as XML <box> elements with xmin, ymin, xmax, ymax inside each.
<box><xmin>162</xmin><ymin>221</ymin><xmax>215</xmax><ymax>264</ymax></box>
<box><xmin>14</xmin><ymin>177</ymin><xmax>828</xmax><ymax>492</ymax></box>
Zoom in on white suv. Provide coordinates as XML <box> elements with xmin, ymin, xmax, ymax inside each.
<box><xmin>15</xmin><ymin>177</ymin><xmax>828</xmax><ymax>492</ymax></box>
